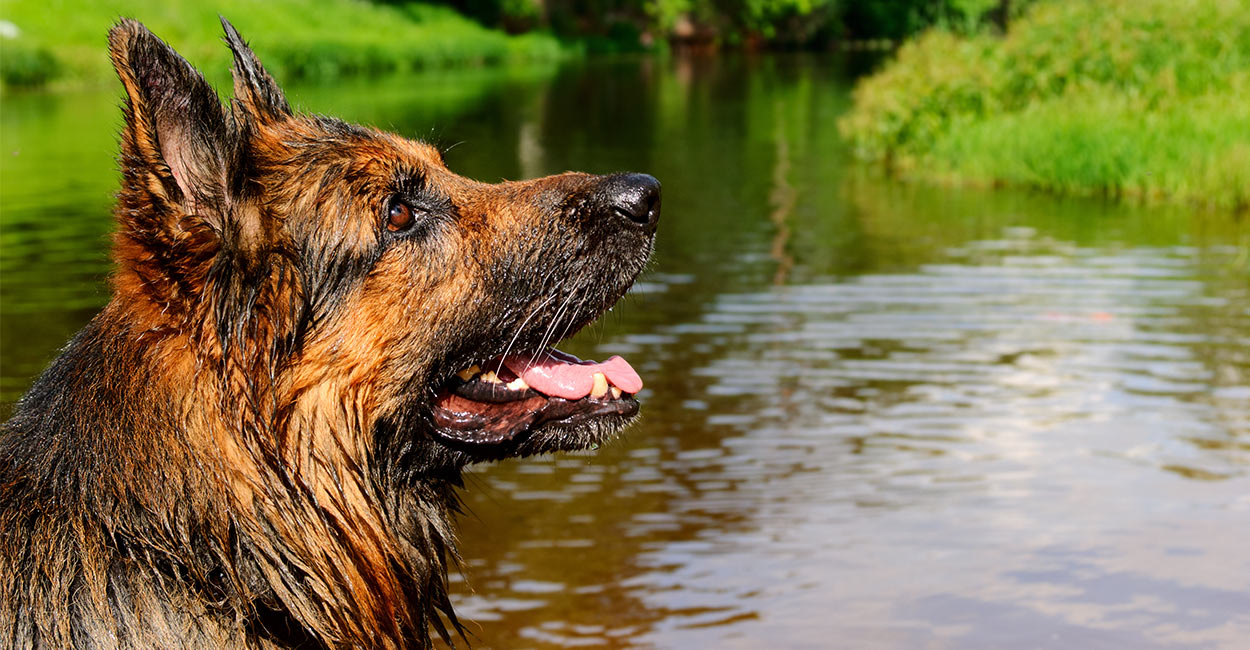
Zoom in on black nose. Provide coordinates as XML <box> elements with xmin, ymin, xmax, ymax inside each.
<box><xmin>602</xmin><ymin>173</ymin><xmax>661</xmax><ymax>232</ymax></box>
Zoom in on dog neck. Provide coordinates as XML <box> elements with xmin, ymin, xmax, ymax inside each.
<box><xmin>1</xmin><ymin>303</ymin><xmax>464</xmax><ymax>648</ymax></box>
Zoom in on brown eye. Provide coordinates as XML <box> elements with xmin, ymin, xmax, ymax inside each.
<box><xmin>387</xmin><ymin>200</ymin><xmax>415</xmax><ymax>232</ymax></box>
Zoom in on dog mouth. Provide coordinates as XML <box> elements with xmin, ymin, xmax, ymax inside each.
<box><xmin>430</xmin><ymin>349</ymin><xmax>641</xmax><ymax>446</ymax></box>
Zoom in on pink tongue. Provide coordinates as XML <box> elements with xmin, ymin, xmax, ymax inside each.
<box><xmin>503</xmin><ymin>350</ymin><xmax>643</xmax><ymax>400</ymax></box>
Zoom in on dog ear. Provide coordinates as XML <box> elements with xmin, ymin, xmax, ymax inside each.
<box><xmin>220</xmin><ymin>17</ymin><xmax>292</xmax><ymax>124</ymax></box>
<box><xmin>108</xmin><ymin>19</ymin><xmax>231</xmax><ymax>215</ymax></box>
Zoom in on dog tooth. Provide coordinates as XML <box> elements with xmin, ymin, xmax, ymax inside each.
<box><xmin>610</xmin><ymin>386</ymin><xmax>622</xmax><ymax>399</ymax></box>
<box><xmin>507</xmin><ymin>376</ymin><xmax>529</xmax><ymax>391</ymax></box>
<box><xmin>457</xmin><ymin>365</ymin><xmax>481</xmax><ymax>381</ymax></box>
<box><xmin>591</xmin><ymin>372</ymin><xmax>609</xmax><ymax>398</ymax></box>
<box><xmin>480</xmin><ymin>370</ymin><xmax>501</xmax><ymax>384</ymax></box>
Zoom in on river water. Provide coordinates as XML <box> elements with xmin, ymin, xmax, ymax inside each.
<box><xmin>2</xmin><ymin>55</ymin><xmax>1249</xmax><ymax>648</ymax></box>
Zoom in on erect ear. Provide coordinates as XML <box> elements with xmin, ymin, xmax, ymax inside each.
<box><xmin>109</xmin><ymin>19</ymin><xmax>231</xmax><ymax>215</ymax></box>
<box><xmin>220</xmin><ymin>17</ymin><xmax>291</xmax><ymax>124</ymax></box>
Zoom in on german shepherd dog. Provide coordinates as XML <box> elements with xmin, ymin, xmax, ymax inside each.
<box><xmin>0</xmin><ymin>18</ymin><xmax>659</xmax><ymax>649</ymax></box>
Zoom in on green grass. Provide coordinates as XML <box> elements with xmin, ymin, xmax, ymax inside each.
<box><xmin>839</xmin><ymin>0</ymin><xmax>1250</xmax><ymax>211</ymax></box>
<box><xmin>0</xmin><ymin>0</ymin><xmax>568</xmax><ymax>88</ymax></box>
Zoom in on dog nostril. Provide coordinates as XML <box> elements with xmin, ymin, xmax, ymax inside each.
<box><xmin>608</xmin><ymin>173</ymin><xmax>661</xmax><ymax>230</ymax></box>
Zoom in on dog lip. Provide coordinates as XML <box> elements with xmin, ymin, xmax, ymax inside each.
<box><xmin>447</xmin><ymin>366</ymin><xmax>539</xmax><ymax>403</ymax></box>
<box><xmin>431</xmin><ymin>346</ymin><xmax>640</xmax><ymax>446</ymax></box>
<box><xmin>430</xmin><ymin>390</ymin><xmax>639</xmax><ymax>446</ymax></box>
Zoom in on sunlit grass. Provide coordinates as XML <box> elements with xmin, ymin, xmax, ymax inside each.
<box><xmin>0</xmin><ymin>0</ymin><xmax>568</xmax><ymax>88</ymax></box>
<box><xmin>839</xmin><ymin>0</ymin><xmax>1250</xmax><ymax>210</ymax></box>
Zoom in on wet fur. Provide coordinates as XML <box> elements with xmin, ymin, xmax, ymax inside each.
<box><xmin>0</xmin><ymin>18</ymin><xmax>652</xmax><ymax>649</ymax></box>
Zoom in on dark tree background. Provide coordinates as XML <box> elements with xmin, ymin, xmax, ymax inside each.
<box><xmin>408</xmin><ymin>0</ymin><xmax>1025</xmax><ymax>50</ymax></box>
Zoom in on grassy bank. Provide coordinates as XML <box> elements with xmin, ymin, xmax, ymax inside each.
<box><xmin>0</xmin><ymin>0</ymin><xmax>566</xmax><ymax>89</ymax></box>
<box><xmin>839</xmin><ymin>0</ymin><xmax>1250</xmax><ymax>211</ymax></box>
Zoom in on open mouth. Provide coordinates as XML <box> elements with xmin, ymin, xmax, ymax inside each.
<box><xmin>431</xmin><ymin>349</ymin><xmax>642</xmax><ymax>446</ymax></box>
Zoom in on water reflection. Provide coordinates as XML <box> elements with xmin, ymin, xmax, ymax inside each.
<box><xmin>508</xmin><ymin>227</ymin><xmax>1248</xmax><ymax>649</ymax></box>
<box><xmin>2</xmin><ymin>55</ymin><xmax>1248</xmax><ymax>648</ymax></box>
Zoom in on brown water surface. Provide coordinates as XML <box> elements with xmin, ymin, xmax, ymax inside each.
<box><xmin>2</xmin><ymin>55</ymin><xmax>1249</xmax><ymax>648</ymax></box>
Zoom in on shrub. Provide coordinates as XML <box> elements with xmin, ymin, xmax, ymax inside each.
<box><xmin>1</xmin><ymin>41</ymin><xmax>60</xmax><ymax>87</ymax></box>
<box><xmin>839</xmin><ymin>0</ymin><xmax>1250</xmax><ymax>209</ymax></box>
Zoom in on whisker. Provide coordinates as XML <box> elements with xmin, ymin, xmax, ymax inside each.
<box><xmin>527</xmin><ymin>288</ymin><xmax>580</xmax><ymax>372</ymax></box>
<box><xmin>495</xmin><ymin>266</ymin><xmax>563</xmax><ymax>368</ymax></box>
<box><xmin>495</xmin><ymin>292</ymin><xmax>558</xmax><ymax>372</ymax></box>
<box><xmin>548</xmin><ymin>289</ymin><xmax>589</xmax><ymax>356</ymax></box>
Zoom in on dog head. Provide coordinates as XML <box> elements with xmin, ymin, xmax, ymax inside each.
<box><xmin>108</xmin><ymin>18</ymin><xmax>659</xmax><ymax>474</ymax></box>
<box><xmin>0</xmin><ymin>18</ymin><xmax>660</xmax><ymax>648</ymax></box>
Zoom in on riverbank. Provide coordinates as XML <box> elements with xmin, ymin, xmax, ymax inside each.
<box><xmin>1</xmin><ymin>0</ymin><xmax>565</xmax><ymax>89</ymax></box>
<box><xmin>839</xmin><ymin>0</ymin><xmax>1250</xmax><ymax>211</ymax></box>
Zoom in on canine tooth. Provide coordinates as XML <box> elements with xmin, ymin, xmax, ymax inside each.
<box><xmin>481</xmin><ymin>370</ymin><xmax>501</xmax><ymax>384</ymax></box>
<box><xmin>610</xmin><ymin>386</ymin><xmax>622</xmax><ymax>399</ymax></box>
<box><xmin>591</xmin><ymin>373</ymin><xmax>609</xmax><ymax>398</ymax></box>
<box><xmin>507</xmin><ymin>376</ymin><xmax>529</xmax><ymax>391</ymax></box>
<box><xmin>457</xmin><ymin>365</ymin><xmax>481</xmax><ymax>381</ymax></box>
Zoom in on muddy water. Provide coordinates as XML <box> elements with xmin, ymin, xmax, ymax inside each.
<box><xmin>3</xmin><ymin>56</ymin><xmax>1249</xmax><ymax>648</ymax></box>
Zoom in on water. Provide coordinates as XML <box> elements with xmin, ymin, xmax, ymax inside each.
<box><xmin>3</xmin><ymin>55</ymin><xmax>1249</xmax><ymax>648</ymax></box>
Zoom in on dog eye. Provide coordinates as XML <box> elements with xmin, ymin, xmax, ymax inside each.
<box><xmin>387</xmin><ymin>199</ymin><xmax>416</xmax><ymax>233</ymax></box>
